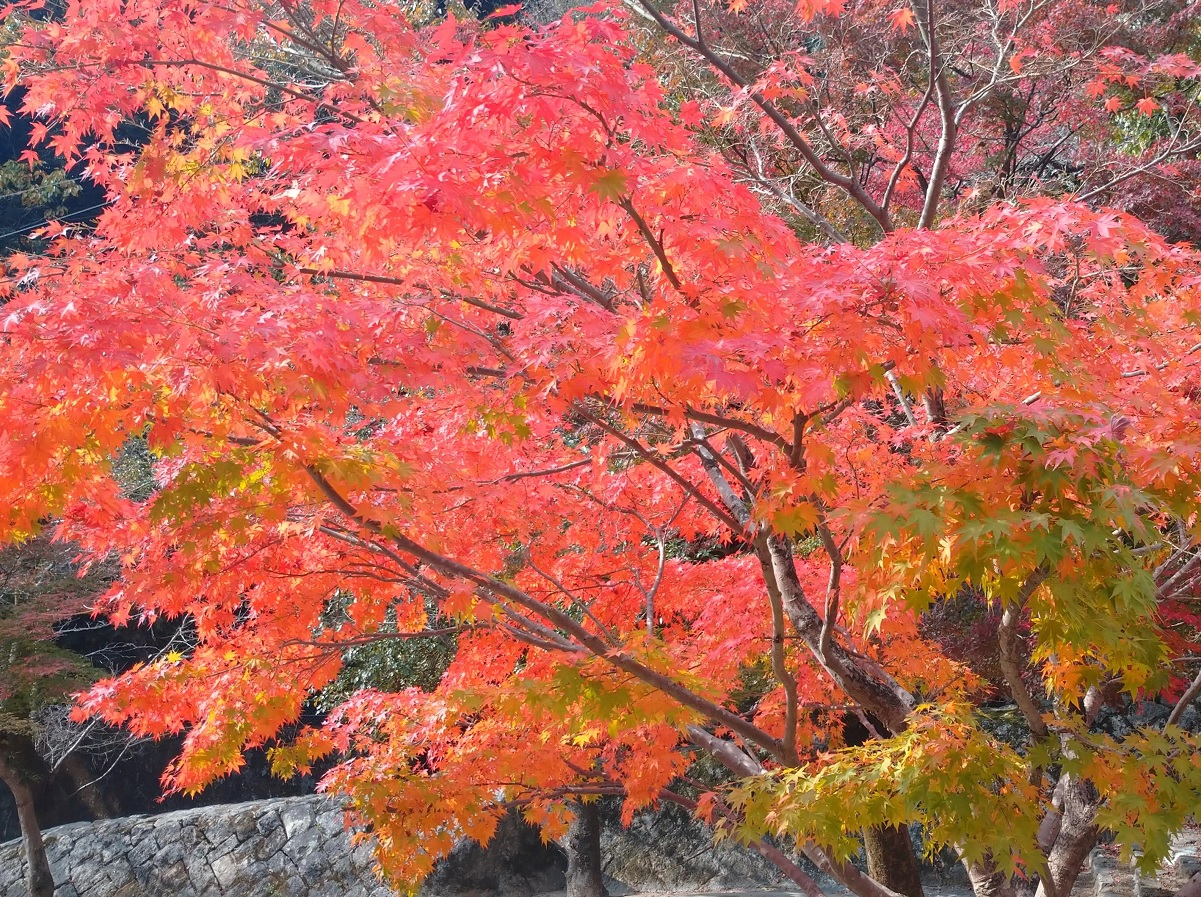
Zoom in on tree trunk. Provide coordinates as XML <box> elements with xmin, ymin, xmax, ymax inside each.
<box><xmin>60</xmin><ymin>753</ymin><xmax>118</xmax><ymax>819</ymax></box>
<box><xmin>0</xmin><ymin>735</ymin><xmax>55</xmax><ymax>897</ymax></box>
<box><xmin>1035</xmin><ymin>775</ymin><xmax>1099</xmax><ymax>897</ymax></box>
<box><xmin>564</xmin><ymin>801</ymin><xmax>608</xmax><ymax>897</ymax></box>
<box><xmin>841</xmin><ymin>714</ymin><xmax>924</xmax><ymax>897</ymax></box>
<box><xmin>865</xmin><ymin>824</ymin><xmax>925</xmax><ymax>897</ymax></box>
<box><xmin>1177</xmin><ymin>872</ymin><xmax>1201</xmax><ymax>897</ymax></box>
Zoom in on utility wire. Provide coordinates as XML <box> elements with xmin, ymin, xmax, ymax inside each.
<box><xmin>0</xmin><ymin>199</ymin><xmax>111</xmax><ymax>243</ymax></box>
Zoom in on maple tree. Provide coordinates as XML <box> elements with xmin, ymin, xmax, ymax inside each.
<box><xmin>2</xmin><ymin>0</ymin><xmax>1201</xmax><ymax>895</ymax></box>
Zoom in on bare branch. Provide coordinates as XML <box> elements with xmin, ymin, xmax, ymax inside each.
<box><xmin>297</xmin><ymin>267</ymin><xmax>524</xmax><ymax>320</ymax></box>
<box><xmin>997</xmin><ymin>567</ymin><xmax>1050</xmax><ymax>739</ymax></box>
<box><xmin>630</xmin><ymin>401</ymin><xmax>792</xmax><ymax>455</ymax></box>
<box><xmin>1168</xmin><ymin>667</ymin><xmax>1201</xmax><ymax>728</ymax></box>
<box><xmin>617</xmin><ymin>197</ymin><xmax>684</xmax><ymax>293</ymax></box>
<box><xmin>626</xmin><ymin>0</ymin><xmax>892</xmax><ymax>233</ymax></box>
<box><xmin>579</xmin><ymin>407</ymin><xmax>747</xmax><ymax>533</ymax></box>
<box><xmin>884</xmin><ymin>369</ymin><xmax>918</xmax><ymax>427</ymax></box>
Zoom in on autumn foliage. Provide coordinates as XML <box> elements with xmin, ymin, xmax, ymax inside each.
<box><xmin>2</xmin><ymin>0</ymin><xmax>1201</xmax><ymax>893</ymax></box>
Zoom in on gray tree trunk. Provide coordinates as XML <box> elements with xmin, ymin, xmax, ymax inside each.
<box><xmin>0</xmin><ymin>735</ymin><xmax>55</xmax><ymax>897</ymax></box>
<box><xmin>1177</xmin><ymin>872</ymin><xmax>1201</xmax><ymax>897</ymax></box>
<box><xmin>565</xmin><ymin>801</ymin><xmax>608</xmax><ymax>897</ymax></box>
<box><xmin>61</xmin><ymin>752</ymin><xmax>118</xmax><ymax>819</ymax></box>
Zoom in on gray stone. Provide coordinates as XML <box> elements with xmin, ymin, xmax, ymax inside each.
<box><xmin>265</xmin><ymin>848</ymin><xmax>303</xmax><ymax>879</ymax></box>
<box><xmin>1177</xmin><ymin>852</ymin><xmax>1201</xmax><ymax>878</ymax></box>
<box><xmin>210</xmin><ymin>849</ymin><xmax>244</xmax><ymax>889</ymax></box>
<box><xmin>107</xmin><ymin>864</ymin><xmax>135</xmax><ymax>890</ymax></box>
<box><xmin>1136</xmin><ymin>704</ymin><xmax>1171</xmax><ymax>726</ymax></box>
<box><xmin>151</xmin><ymin>837</ymin><xmax>186</xmax><ymax>867</ymax></box>
<box><xmin>199</xmin><ymin>814</ymin><xmax>234</xmax><ymax>847</ymax></box>
<box><xmin>277</xmin><ymin>801</ymin><xmax>316</xmax><ymax>840</ymax></box>
<box><xmin>46</xmin><ymin>848</ymin><xmax>71</xmax><ymax>885</ymax></box>
<box><xmin>156</xmin><ymin>858</ymin><xmax>193</xmax><ymax>892</ymax></box>
<box><xmin>282</xmin><ymin>821</ymin><xmax>324</xmax><ymax>862</ymax></box>
<box><xmin>0</xmin><ymin>795</ymin><xmax>408</xmax><ymax>896</ymax></box>
<box><xmin>316</xmin><ymin>807</ymin><xmax>348</xmax><ymax>839</ymax></box>
<box><xmin>207</xmin><ymin>832</ymin><xmax>241</xmax><ymax>864</ymax></box>
<box><xmin>184</xmin><ymin>845</ymin><xmax>217</xmax><ymax>889</ymax></box>
<box><xmin>231</xmin><ymin>809</ymin><xmax>259</xmax><ymax>844</ymax></box>
<box><xmin>252</xmin><ymin>822</ymin><xmax>289</xmax><ymax>862</ymax></box>
<box><xmin>177</xmin><ymin>820</ymin><xmax>204</xmax><ymax>852</ymax></box>
<box><xmin>598</xmin><ymin>805</ymin><xmax>801</xmax><ymax>893</ymax></box>
<box><xmin>125</xmin><ymin>830</ymin><xmax>159</xmax><ymax>869</ymax></box>
<box><xmin>69</xmin><ymin>862</ymin><xmax>113</xmax><ymax>895</ymax></box>
<box><xmin>257</xmin><ymin>807</ymin><xmax>282</xmax><ymax>834</ymax></box>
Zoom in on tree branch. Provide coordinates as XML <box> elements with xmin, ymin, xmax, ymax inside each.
<box><xmin>297</xmin><ymin>267</ymin><xmax>524</xmax><ymax>320</ymax></box>
<box><xmin>578</xmin><ymin>407</ymin><xmax>747</xmax><ymax>533</ymax></box>
<box><xmin>1168</xmin><ymin>667</ymin><xmax>1201</xmax><ymax>728</ymax></box>
<box><xmin>629</xmin><ymin>401</ymin><xmax>792</xmax><ymax>455</ymax></box>
<box><xmin>913</xmin><ymin>0</ymin><xmax>958</xmax><ymax>229</ymax></box>
<box><xmin>627</xmin><ymin>0</ymin><xmax>892</xmax><ymax>233</ymax></box>
<box><xmin>997</xmin><ymin>567</ymin><xmax>1050</xmax><ymax>739</ymax></box>
<box><xmin>300</xmin><ymin>453</ymin><xmax>785</xmax><ymax>757</ymax></box>
<box><xmin>617</xmin><ymin>197</ymin><xmax>684</xmax><ymax>293</ymax></box>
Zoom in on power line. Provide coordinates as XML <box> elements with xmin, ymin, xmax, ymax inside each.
<box><xmin>0</xmin><ymin>200</ymin><xmax>112</xmax><ymax>244</ymax></box>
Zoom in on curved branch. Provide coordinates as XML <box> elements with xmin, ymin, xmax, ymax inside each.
<box><xmin>630</xmin><ymin>401</ymin><xmax>792</xmax><ymax>455</ymax></box>
<box><xmin>759</xmin><ymin>535</ymin><xmax>914</xmax><ymax>734</ymax></box>
<box><xmin>1168</xmin><ymin>667</ymin><xmax>1201</xmax><ymax>728</ymax></box>
<box><xmin>997</xmin><ymin>567</ymin><xmax>1050</xmax><ymax>739</ymax></box>
<box><xmin>751</xmin><ymin>534</ymin><xmax>801</xmax><ymax>766</ymax></box>
<box><xmin>913</xmin><ymin>0</ymin><xmax>958</xmax><ymax>229</ymax></box>
<box><xmin>300</xmin><ymin>456</ymin><xmax>785</xmax><ymax>758</ymax></box>
<box><xmin>618</xmin><ymin>197</ymin><xmax>684</xmax><ymax>293</ymax></box>
<box><xmin>627</xmin><ymin>0</ymin><xmax>892</xmax><ymax>233</ymax></box>
<box><xmin>139</xmin><ymin>58</ymin><xmax>366</xmax><ymax>125</ymax></box>
<box><xmin>297</xmin><ymin>268</ymin><xmax>525</xmax><ymax>320</ymax></box>
<box><xmin>579</xmin><ymin>407</ymin><xmax>747</xmax><ymax>532</ymax></box>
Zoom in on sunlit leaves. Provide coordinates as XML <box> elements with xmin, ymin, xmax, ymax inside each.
<box><xmin>4</xmin><ymin>0</ymin><xmax>1201</xmax><ymax>888</ymax></box>
<box><xmin>862</xmin><ymin>406</ymin><xmax>1182</xmax><ymax>694</ymax></box>
<box><xmin>727</xmin><ymin>705</ymin><xmax>1044</xmax><ymax>875</ymax></box>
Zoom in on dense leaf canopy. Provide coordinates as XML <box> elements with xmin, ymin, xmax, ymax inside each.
<box><xmin>2</xmin><ymin>0</ymin><xmax>1201</xmax><ymax>893</ymax></box>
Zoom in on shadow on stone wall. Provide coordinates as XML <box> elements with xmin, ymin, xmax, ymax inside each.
<box><xmin>0</xmin><ymin>795</ymin><xmax>819</xmax><ymax>897</ymax></box>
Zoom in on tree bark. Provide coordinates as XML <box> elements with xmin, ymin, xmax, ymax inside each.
<box><xmin>0</xmin><ymin>734</ymin><xmax>55</xmax><ymax>897</ymax></box>
<box><xmin>838</xmin><ymin>713</ymin><xmax>924</xmax><ymax>897</ymax></box>
<box><xmin>962</xmin><ymin>855</ymin><xmax>1018</xmax><ymax>897</ymax></box>
<box><xmin>865</xmin><ymin>825</ymin><xmax>925</xmax><ymax>897</ymax></box>
<box><xmin>1035</xmin><ymin>775</ymin><xmax>1098</xmax><ymax>897</ymax></box>
<box><xmin>564</xmin><ymin>801</ymin><xmax>608</xmax><ymax>897</ymax></box>
<box><xmin>1177</xmin><ymin>872</ymin><xmax>1201</xmax><ymax>897</ymax></box>
<box><xmin>60</xmin><ymin>752</ymin><xmax>118</xmax><ymax>819</ymax></box>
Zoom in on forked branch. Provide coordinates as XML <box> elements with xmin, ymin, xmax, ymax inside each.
<box><xmin>628</xmin><ymin>0</ymin><xmax>892</xmax><ymax>233</ymax></box>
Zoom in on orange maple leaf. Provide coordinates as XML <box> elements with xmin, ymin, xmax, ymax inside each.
<box><xmin>889</xmin><ymin>7</ymin><xmax>916</xmax><ymax>32</ymax></box>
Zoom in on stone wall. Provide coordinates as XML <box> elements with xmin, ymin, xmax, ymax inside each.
<box><xmin>12</xmin><ymin>793</ymin><xmax>1197</xmax><ymax>897</ymax></box>
<box><xmin>598</xmin><ymin>804</ymin><xmax>802</xmax><ymax>893</ymax></box>
<box><xmin>0</xmin><ymin>796</ymin><xmax>393</xmax><ymax>897</ymax></box>
<box><xmin>0</xmin><ymin>795</ymin><xmax>805</xmax><ymax>897</ymax></box>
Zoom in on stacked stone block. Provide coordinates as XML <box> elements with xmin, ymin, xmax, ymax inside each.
<box><xmin>0</xmin><ymin>796</ymin><xmax>395</xmax><ymax>897</ymax></box>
